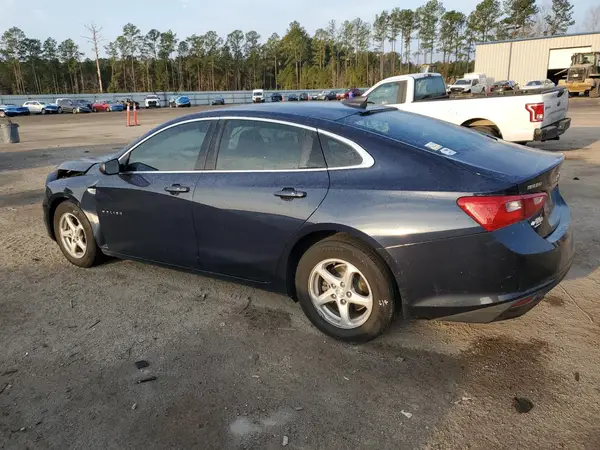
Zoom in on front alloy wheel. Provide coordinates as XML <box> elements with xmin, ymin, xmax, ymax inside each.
<box><xmin>59</xmin><ymin>213</ymin><xmax>87</xmax><ymax>259</ymax></box>
<box><xmin>53</xmin><ymin>200</ymin><xmax>100</xmax><ymax>268</ymax></box>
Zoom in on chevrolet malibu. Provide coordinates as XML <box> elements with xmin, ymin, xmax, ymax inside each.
<box><xmin>43</xmin><ymin>102</ymin><xmax>574</xmax><ymax>342</ymax></box>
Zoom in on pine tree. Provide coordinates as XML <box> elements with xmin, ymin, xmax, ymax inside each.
<box><xmin>502</xmin><ymin>0</ymin><xmax>539</xmax><ymax>38</ymax></box>
<box><xmin>545</xmin><ymin>0</ymin><xmax>575</xmax><ymax>35</ymax></box>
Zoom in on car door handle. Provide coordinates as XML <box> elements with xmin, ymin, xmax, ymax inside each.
<box><xmin>164</xmin><ymin>184</ymin><xmax>190</xmax><ymax>195</ymax></box>
<box><xmin>274</xmin><ymin>188</ymin><xmax>306</xmax><ymax>199</ymax></box>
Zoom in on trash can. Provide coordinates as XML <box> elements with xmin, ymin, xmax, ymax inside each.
<box><xmin>0</xmin><ymin>122</ymin><xmax>20</xmax><ymax>143</ymax></box>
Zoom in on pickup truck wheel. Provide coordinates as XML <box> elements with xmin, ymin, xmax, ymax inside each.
<box><xmin>590</xmin><ymin>85</ymin><xmax>600</xmax><ymax>98</ymax></box>
<box><xmin>471</xmin><ymin>125</ymin><xmax>500</xmax><ymax>138</ymax></box>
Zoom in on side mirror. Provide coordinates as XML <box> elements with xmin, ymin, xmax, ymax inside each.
<box><xmin>99</xmin><ymin>158</ymin><xmax>120</xmax><ymax>175</ymax></box>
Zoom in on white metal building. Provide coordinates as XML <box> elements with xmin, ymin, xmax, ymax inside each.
<box><xmin>474</xmin><ymin>32</ymin><xmax>600</xmax><ymax>86</ymax></box>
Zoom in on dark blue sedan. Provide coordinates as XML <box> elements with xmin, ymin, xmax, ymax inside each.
<box><xmin>42</xmin><ymin>102</ymin><xmax>573</xmax><ymax>342</ymax></box>
<box><xmin>0</xmin><ymin>104</ymin><xmax>30</xmax><ymax>117</ymax></box>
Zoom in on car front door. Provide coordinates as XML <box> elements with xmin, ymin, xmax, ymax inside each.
<box><xmin>95</xmin><ymin>119</ymin><xmax>215</xmax><ymax>268</ymax></box>
<box><xmin>192</xmin><ymin>118</ymin><xmax>330</xmax><ymax>282</ymax></box>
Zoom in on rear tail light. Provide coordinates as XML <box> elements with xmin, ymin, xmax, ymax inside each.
<box><xmin>525</xmin><ymin>103</ymin><xmax>544</xmax><ymax>122</ymax></box>
<box><xmin>457</xmin><ymin>193</ymin><xmax>547</xmax><ymax>231</ymax></box>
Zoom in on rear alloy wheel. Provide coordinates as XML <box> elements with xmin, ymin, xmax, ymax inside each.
<box><xmin>41</xmin><ymin>108</ymin><xmax>46</xmax><ymax>115</ymax></box>
<box><xmin>57</xmin><ymin>107</ymin><xmax>63</xmax><ymax>114</ymax></box>
<box><xmin>295</xmin><ymin>235</ymin><xmax>396</xmax><ymax>342</ymax></box>
<box><xmin>53</xmin><ymin>201</ymin><xmax>101</xmax><ymax>268</ymax></box>
<box><xmin>590</xmin><ymin>85</ymin><xmax>600</xmax><ymax>99</ymax></box>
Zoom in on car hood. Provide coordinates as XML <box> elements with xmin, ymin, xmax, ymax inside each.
<box><xmin>56</xmin><ymin>151</ymin><xmax>121</xmax><ymax>173</ymax></box>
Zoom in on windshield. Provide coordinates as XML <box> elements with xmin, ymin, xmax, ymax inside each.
<box><xmin>526</xmin><ymin>81</ymin><xmax>541</xmax><ymax>86</ymax></box>
<box><xmin>414</xmin><ymin>76</ymin><xmax>447</xmax><ymax>100</ymax></box>
<box><xmin>573</xmin><ymin>52</ymin><xmax>597</xmax><ymax>65</ymax></box>
<box><xmin>178</xmin><ymin>96</ymin><xmax>189</xmax><ymax>101</ymax></box>
<box><xmin>454</xmin><ymin>79</ymin><xmax>469</xmax><ymax>85</ymax></box>
<box><xmin>146</xmin><ymin>95</ymin><xmax>158</xmax><ymax>99</ymax></box>
<box><xmin>253</xmin><ymin>90</ymin><xmax>263</xmax><ymax>95</ymax></box>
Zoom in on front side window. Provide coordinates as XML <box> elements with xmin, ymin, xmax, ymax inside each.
<box><xmin>367</xmin><ymin>82</ymin><xmax>402</xmax><ymax>105</ymax></box>
<box><xmin>126</xmin><ymin>121</ymin><xmax>211</xmax><ymax>172</ymax></box>
<box><xmin>216</xmin><ymin>120</ymin><xmax>324</xmax><ymax>171</ymax></box>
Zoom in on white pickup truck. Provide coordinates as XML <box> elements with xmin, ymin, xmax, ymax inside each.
<box><xmin>362</xmin><ymin>73</ymin><xmax>571</xmax><ymax>143</ymax></box>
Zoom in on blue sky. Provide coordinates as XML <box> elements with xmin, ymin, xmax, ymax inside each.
<box><xmin>0</xmin><ymin>0</ymin><xmax>594</xmax><ymax>57</ymax></box>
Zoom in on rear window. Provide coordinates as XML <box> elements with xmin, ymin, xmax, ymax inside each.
<box><xmin>414</xmin><ymin>76</ymin><xmax>447</xmax><ymax>100</ymax></box>
<box><xmin>341</xmin><ymin>110</ymin><xmax>494</xmax><ymax>155</ymax></box>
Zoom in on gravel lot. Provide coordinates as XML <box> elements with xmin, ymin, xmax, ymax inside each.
<box><xmin>1</xmin><ymin>101</ymin><xmax>599</xmax><ymax>449</ymax></box>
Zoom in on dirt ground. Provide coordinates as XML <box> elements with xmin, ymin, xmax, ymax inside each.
<box><xmin>1</xmin><ymin>101</ymin><xmax>599</xmax><ymax>450</ymax></box>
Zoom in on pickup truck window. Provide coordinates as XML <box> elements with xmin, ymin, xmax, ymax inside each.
<box><xmin>414</xmin><ymin>76</ymin><xmax>447</xmax><ymax>101</ymax></box>
<box><xmin>367</xmin><ymin>81</ymin><xmax>406</xmax><ymax>105</ymax></box>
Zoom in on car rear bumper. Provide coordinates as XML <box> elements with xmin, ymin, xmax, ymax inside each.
<box><xmin>534</xmin><ymin>118</ymin><xmax>571</xmax><ymax>141</ymax></box>
<box><xmin>385</xmin><ymin>199</ymin><xmax>574</xmax><ymax>323</ymax></box>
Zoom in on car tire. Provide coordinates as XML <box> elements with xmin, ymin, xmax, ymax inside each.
<box><xmin>590</xmin><ymin>85</ymin><xmax>600</xmax><ymax>99</ymax></box>
<box><xmin>471</xmin><ymin>125</ymin><xmax>500</xmax><ymax>138</ymax></box>
<box><xmin>57</xmin><ymin>107</ymin><xmax>63</xmax><ymax>114</ymax></box>
<box><xmin>41</xmin><ymin>108</ymin><xmax>46</xmax><ymax>115</ymax></box>
<box><xmin>72</xmin><ymin>109</ymin><xmax>77</xmax><ymax>114</ymax></box>
<box><xmin>53</xmin><ymin>200</ymin><xmax>101</xmax><ymax>268</ymax></box>
<box><xmin>92</xmin><ymin>108</ymin><xmax>97</xmax><ymax>112</ymax></box>
<box><xmin>295</xmin><ymin>234</ymin><xmax>396</xmax><ymax>343</ymax></box>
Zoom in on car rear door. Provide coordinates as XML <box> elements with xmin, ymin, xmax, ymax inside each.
<box><xmin>94</xmin><ymin>119</ymin><xmax>215</xmax><ymax>268</ymax></box>
<box><xmin>191</xmin><ymin>117</ymin><xmax>329</xmax><ymax>282</ymax></box>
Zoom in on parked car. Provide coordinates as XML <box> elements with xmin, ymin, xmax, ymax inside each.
<box><xmin>362</xmin><ymin>73</ymin><xmax>570</xmax><ymax>143</ymax></box>
<box><xmin>344</xmin><ymin>88</ymin><xmax>363</xmax><ymax>99</ymax></box>
<box><xmin>270</xmin><ymin>93</ymin><xmax>283</xmax><ymax>102</ymax></box>
<box><xmin>310</xmin><ymin>93</ymin><xmax>319</xmax><ymax>100</ymax></box>
<box><xmin>447</xmin><ymin>78</ymin><xmax>487</xmax><ymax>94</ymax></box>
<box><xmin>335</xmin><ymin>90</ymin><xmax>346</xmax><ymax>100</ymax></box>
<box><xmin>43</xmin><ymin>102</ymin><xmax>574</xmax><ymax>342</ymax></box>
<box><xmin>523</xmin><ymin>79</ymin><xmax>556</xmax><ymax>90</ymax></box>
<box><xmin>287</xmin><ymin>93</ymin><xmax>299</xmax><ymax>101</ymax></box>
<box><xmin>317</xmin><ymin>90</ymin><xmax>337</xmax><ymax>101</ymax></box>
<box><xmin>91</xmin><ymin>100</ymin><xmax>125</xmax><ymax>112</ymax></box>
<box><xmin>299</xmin><ymin>92</ymin><xmax>309</xmax><ymax>101</ymax></box>
<box><xmin>55</xmin><ymin>98</ymin><xmax>77</xmax><ymax>114</ymax></box>
<box><xmin>74</xmin><ymin>100</ymin><xmax>92</xmax><ymax>113</ymax></box>
<box><xmin>252</xmin><ymin>89</ymin><xmax>265</xmax><ymax>103</ymax></box>
<box><xmin>211</xmin><ymin>97</ymin><xmax>225</xmax><ymax>105</ymax></box>
<box><xmin>145</xmin><ymin>95</ymin><xmax>161</xmax><ymax>108</ymax></box>
<box><xmin>77</xmin><ymin>99</ymin><xmax>93</xmax><ymax>110</ymax></box>
<box><xmin>23</xmin><ymin>101</ymin><xmax>59</xmax><ymax>114</ymax></box>
<box><xmin>169</xmin><ymin>96</ymin><xmax>191</xmax><ymax>108</ymax></box>
<box><xmin>490</xmin><ymin>80</ymin><xmax>519</xmax><ymax>92</ymax></box>
<box><xmin>0</xmin><ymin>104</ymin><xmax>30</xmax><ymax>116</ymax></box>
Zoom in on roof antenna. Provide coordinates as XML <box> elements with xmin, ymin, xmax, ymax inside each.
<box><xmin>341</xmin><ymin>96</ymin><xmax>368</xmax><ymax>109</ymax></box>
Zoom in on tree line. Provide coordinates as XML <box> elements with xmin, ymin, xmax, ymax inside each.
<box><xmin>0</xmin><ymin>0</ymin><xmax>591</xmax><ymax>96</ymax></box>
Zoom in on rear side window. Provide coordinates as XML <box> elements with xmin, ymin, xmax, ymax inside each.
<box><xmin>414</xmin><ymin>76</ymin><xmax>447</xmax><ymax>100</ymax></box>
<box><xmin>216</xmin><ymin>120</ymin><xmax>325</xmax><ymax>170</ymax></box>
<box><xmin>319</xmin><ymin>135</ymin><xmax>363</xmax><ymax>168</ymax></box>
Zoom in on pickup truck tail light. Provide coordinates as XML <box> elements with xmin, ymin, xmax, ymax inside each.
<box><xmin>457</xmin><ymin>193</ymin><xmax>547</xmax><ymax>231</ymax></box>
<box><xmin>525</xmin><ymin>103</ymin><xmax>544</xmax><ymax>122</ymax></box>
